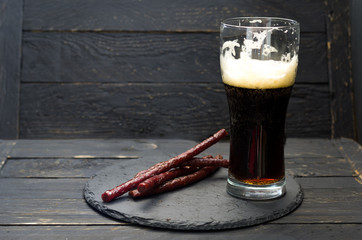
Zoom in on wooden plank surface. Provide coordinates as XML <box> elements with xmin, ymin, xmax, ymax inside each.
<box><xmin>1</xmin><ymin>137</ymin><xmax>349</xmax><ymax>178</ymax></box>
<box><xmin>326</xmin><ymin>0</ymin><xmax>356</xmax><ymax>139</ymax></box>
<box><xmin>0</xmin><ymin>177</ymin><xmax>361</xmax><ymax>225</ymax></box>
<box><xmin>0</xmin><ymin>0</ymin><xmax>22</xmax><ymax>138</ymax></box>
<box><xmin>19</xmin><ymin>84</ymin><xmax>330</xmax><ymax>139</ymax></box>
<box><xmin>0</xmin><ymin>159</ymin><xmax>128</xmax><ymax>178</ymax></box>
<box><xmin>0</xmin><ymin>138</ymin><xmax>361</xmax><ymax>238</ymax></box>
<box><xmin>6</xmin><ymin>138</ymin><xmax>343</xmax><ymax>158</ymax></box>
<box><xmin>8</xmin><ymin>139</ymin><xmax>161</xmax><ymax>158</ymax></box>
<box><xmin>0</xmin><ymin>157</ymin><xmax>351</xmax><ymax>178</ymax></box>
<box><xmin>23</xmin><ymin>0</ymin><xmax>325</xmax><ymax>32</ymax></box>
<box><xmin>21</xmin><ymin>31</ymin><xmax>327</xmax><ymax>84</ymax></box>
<box><xmin>0</xmin><ymin>140</ymin><xmax>16</xmax><ymax>170</ymax></box>
<box><xmin>351</xmin><ymin>0</ymin><xmax>362</xmax><ymax>144</ymax></box>
<box><xmin>19</xmin><ymin>30</ymin><xmax>330</xmax><ymax>139</ymax></box>
<box><xmin>1</xmin><ymin>224</ymin><xmax>361</xmax><ymax>240</ymax></box>
<box><xmin>333</xmin><ymin>138</ymin><xmax>362</xmax><ymax>184</ymax></box>
<box><xmin>18</xmin><ymin>0</ymin><xmax>334</xmax><ymax>140</ymax></box>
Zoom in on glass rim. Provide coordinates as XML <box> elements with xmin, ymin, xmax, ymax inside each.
<box><xmin>221</xmin><ymin>17</ymin><xmax>299</xmax><ymax>29</ymax></box>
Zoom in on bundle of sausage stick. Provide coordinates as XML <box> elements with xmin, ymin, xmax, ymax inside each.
<box><xmin>101</xmin><ymin>129</ymin><xmax>229</xmax><ymax>202</ymax></box>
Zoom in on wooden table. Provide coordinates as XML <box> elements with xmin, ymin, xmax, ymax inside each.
<box><xmin>0</xmin><ymin>138</ymin><xmax>361</xmax><ymax>239</ymax></box>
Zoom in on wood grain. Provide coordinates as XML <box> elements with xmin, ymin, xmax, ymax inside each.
<box><xmin>18</xmin><ymin>83</ymin><xmax>330</xmax><ymax>139</ymax></box>
<box><xmin>0</xmin><ymin>224</ymin><xmax>361</xmax><ymax>240</ymax></box>
<box><xmin>285</xmin><ymin>138</ymin><xmax>342</xmax><ymax>158</ymax></box>
<box><xmin>19</xmin><ymin>83</ymin><xmax>228</xmax><ymax>139</ymax></box>
<box><xmin>4</xmin><ymin>138</ymin><xmax>343</xmax><ymax>159</ymax></box>
<box><xmin>286</xmin><ymin>157</ymin><xmax>352</xmax><ymax>177</ymax></box>
<box><xmin>0</xmin><ymin>138</ymin><xmax>346</xmax><ymax>178</ymax></box>
<box><xmin>0</xmin><ymin>138</ymin><xmax>361</xmax><ymax>238</ymax></box>
<box><xmin>8</xmin><ymin>139</ymin><xmax>160</xmax><ymax>158</ymax></box>
<box><xmin>286</xmin><ymin>84</ymin><xmax>331</xmax><ymax>138</ymax></box>
<box><xmin>23</xmin><ymin>0</ymin><xmax>326</xmax><ymax>32</ymax></box>
<box><xmin>333</xmin><ymin>138</ymin><xmax>362</xmax><ymax>184</ymax></box>
<box><xmin>0</xmin><ymin>157</ymin><xmax>352</xmax><ymax>178</ymax></box>
<box><xmin>351</xmin><ymin>0</ymin><xmax>362</xmax><ymax>144</ymax></box>
<box><xmin>0</xmin><ymin>0</ymin><xmax>22</xmax><ymax>138</ymax></box>
<box><xmin>0</xmin><ymin>0</ymin><xmax>359</xmax><ymax>237</ymax></box>
<box><xmin>0</xmin><ymin>177</ymin><xmax>361</xmax><ymax>225</ymax></box>
<box><xmin>326</xmin><ymin>0</ymin><xmax>355</xmax><ymax>139</ymax></box>
<box><xmin>0</xmin><ymin>140</ymin><xmax>16</xmax><ymax>170</ymax></box>
<box><xmin>21</xmin><ymin>32</ymin><xmax>327</xmax><ymax>84</ymax></box>
<box><xmin>0</xmin><ymin>158</ymin><xmax>122</xmax><ymax>178</ymax></box>
<box><xmin>1</xmin><ymin>0</ymin><xmax>353</xmax><ymax>140</ymax></box>
<box><xmin>18</xmin><ymin>0</ymin><xmax>347</xmax><ymax>139</ymax></box>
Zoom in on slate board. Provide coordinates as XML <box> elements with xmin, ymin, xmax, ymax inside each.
<box><xmin>84</xmin><ymin>156</ymin><xmax>303</xmax><ymax>230</ymax></box>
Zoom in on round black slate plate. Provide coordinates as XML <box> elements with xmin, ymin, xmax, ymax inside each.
<box><xmin>84</xmin><ymin>156</ymin><xmax>303</xmax><ymax>230</ymax></box>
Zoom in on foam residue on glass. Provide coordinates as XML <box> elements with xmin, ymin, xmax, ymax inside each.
<box><xmin>220</xmin><ymin>27</ymin><xmax>298</xmax><ymax>89</ymax></box>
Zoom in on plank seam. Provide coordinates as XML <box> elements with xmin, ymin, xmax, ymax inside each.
<box><xmin>332</xmin><ymin>138</ymin><xmax>362</xmax><ymax>185</ymax></box>
<box><xmin>0</xmin><ymin>141</ymin><xmax>17</xmax><ymax>171</ymax></box>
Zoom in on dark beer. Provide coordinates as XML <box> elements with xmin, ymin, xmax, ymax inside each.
<box><xmin>224</xmin><ymin>83</ymin><xmax>292</xmax><ymax>185</ymax></box>
<box><xmin>220</xmin><ymin>17</ymin><xmax>299</xmax><ymax>199</ymax></box>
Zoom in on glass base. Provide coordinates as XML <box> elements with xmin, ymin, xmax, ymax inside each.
<box><xmin>227</xmin><ymin>176</ymin><xmax>286</xmax><ymax>200</ymax></box>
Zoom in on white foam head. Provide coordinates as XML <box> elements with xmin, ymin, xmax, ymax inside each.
<box><xmin>220</xmin><ymin>40</ymin><xmax>298</xmax><ymax>89</ymax></box>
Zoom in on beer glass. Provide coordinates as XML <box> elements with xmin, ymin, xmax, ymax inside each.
<box><xmin>220</xmin><ymin>17</ymin><xmax>299</xmax><ymax>200</ymax></box>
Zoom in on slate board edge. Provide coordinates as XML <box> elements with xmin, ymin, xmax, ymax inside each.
<box><xmin>83</xmin><ymin>176</ymin><xmax>303</xmax><ymax>231</ymax></box>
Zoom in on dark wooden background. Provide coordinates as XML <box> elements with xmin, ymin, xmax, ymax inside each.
<box><xmin>351</xmin><ymin>0</ymin><xmax>362</xmax><ymax>144</ymax></box>
<box><xmin>0</xmin><ymin>0</ymin><xmax>357</xmax><ymax>141</ymax></box>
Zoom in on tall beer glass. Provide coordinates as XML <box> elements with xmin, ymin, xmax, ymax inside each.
<box><xmin>220</xmin><ymin>17</ymin><xmax>299</xmax><ymax>200</ymax></box>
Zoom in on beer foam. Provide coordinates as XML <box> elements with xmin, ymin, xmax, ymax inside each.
<box><xmin>220</xmin><ymin>40</ymin><xmax>298</xmax><ymax>89</ymax></box>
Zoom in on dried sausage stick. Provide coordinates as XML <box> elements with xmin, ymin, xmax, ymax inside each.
<box><xmin>137</xmin><ymin>155</ymin><xmax>227</xmax><ymax>193</ymax></box>
<box><xmin>101</xmin><ymin>129</ymin><xmax>227</xmax><ymax>202</ymax></box>
<box><xmin>134</xmin><ymin>130</ymin><xmax>227</xmax><ymax>178</ymax></box>
<box><xmin>182</xmin><ymin>157</ymin><xmax>229</xmax><ymax>168</ymax></box>
<box><xmin>129</xmin><ymin>166</ymin><xmax>218</xmax><ymax>198</ymax></box>
<box><xmin>137</xmin><ymin>166</ymin><xmax>199</xmax><ymax>193</ymax></box>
